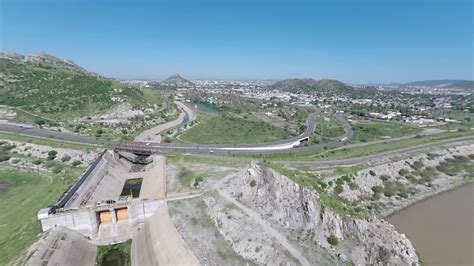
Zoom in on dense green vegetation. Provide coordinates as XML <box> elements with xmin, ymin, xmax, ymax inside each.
<box><xmin>350</xmin><ymin>120</ymin><xmax>422</xmax><ymax>143</ymax></box>
<box><xmin>0</xmin><ymin>167</ymin><xmax>83</xmax><ymax>264</ymax></box>
<box><xmin>0</xmin><ymin>56</ymin><xmax>154</xmax><ymax>122</ymax></box>
<box><xmin>96</xmin><ymin>240</ymin><xmax>132</xmax><ymax>266</ymax></box>
<box><xmin>179</xmin><ymin>114</ymin><xmax>295</xmax><ymax>144</ymax></box>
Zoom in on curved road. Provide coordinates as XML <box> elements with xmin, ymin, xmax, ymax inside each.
<box><xmin>135</xmin><ymin>101</ymin><xmax>195</xmax><ymax>142</ymax></box>
<box><xmin>0</xmin><ymin>107</ymin><xmax>355</xmax><ymax>155</ymax></box>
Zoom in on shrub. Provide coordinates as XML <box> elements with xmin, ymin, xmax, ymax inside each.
<box><xmin>397</xmin><ymin>191</ymin><xmax>409</xmax><ymax>198</ymax></box>
<box><xmin>334</xmin><ymin>184</ymin><xmax>344</xmax><ymax>194</ymax></box>
<box><xmin>369</xmin><ymin>170</ymin><xmax>376</xmax><ymax>176</ymax></box>
<box><xmin>71</xmin><ymin>160</ymin><xmax>82</xmax><ymax>166</ymax></box>
<box><xmin>0</xmin><ymin>154</ymin><xmax>11</xmax><ymax>162</ymax></box>
<box><xmin>371</xmin><ymin>186</ymin><xmax>383</xmax><ymax>194</ymax></box>
<box><xmin>341</xmin><ymin>175</ymin><xmax>351</xmax><ymax>182</ymax></box>
<box><xmin>32</xmin><ymin>159</ymin><xmax>42</xmax><ymax>165</ymax></box>
<box><xmin>405</xmin><ymin>175</ymin><xmax>418</xmax><ymax>184</ymax></box>
<box><xmin>48</xmin><ymin>150</ymin><xmax>58</xmax><ymax>156</ymax></box>
<box><xmin>61</xmin><ymin>155</ymin><xmax>71</xmax><ymax>162</ymax></box>
<box><xmin>327</xmin><ymin>234</ymin><xmax>339</xmax><ymax>246</ymax></box>
<box><xmin>52</xmin><ymin>167</ymin><xmax>63</xmax><ymax>174</ymax></box>
<box><xmin>193</xmin><ymin>176</ymin><xmax>204</xmax><ymax>187</ymax></box>
<box><xmin>379</xmin><ymin>175</ymin><xmax>390</xmax><ymax>182</ymax></box>
<box><xmin>411</xmin><ymin>161</ymin><xmax>424</xmax><ymax>170</ymax></box>
<box><xmin>335</xmin><ymin>178</ymin><xmax>345</xmax><ymax>186</ymax></box>
<box><xmin>317</xmin><ymin>180</ymin><xmax>328</xmax><ymax>189</ymax></box>
<box><xmin>0</xmin><ymin>143</ymin><xmax>16</xmax><ymax>152</ymax></box>
<box><xmin>349</xmin><ymin>182</ymin><xmax>359</xmax><ymax>190</ymax></box>
<box><xmin>398</xmin><ymin>169</ymin><xmax>408</xmax><ymax>176</ymax></box>
<box><xmin>250</xmin><ymin>180</ymin><xmax>257</xmax><ymax>187</ymax></box>
<box><xmin>34</xmin><ymin>119</ymin><xmax>46</xmax><ymax>126</ymax></box>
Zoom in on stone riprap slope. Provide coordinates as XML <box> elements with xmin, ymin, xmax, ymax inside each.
<box><xmin>334</xmin><ymin>144</ymin><xmax>474</xmax><ymax>216</ymax></box>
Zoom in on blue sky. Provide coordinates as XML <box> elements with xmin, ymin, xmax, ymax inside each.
<box><xmin>1</xmin><ymin>0</ymin><xmax>472</xmax><ymax>83</ymax></box>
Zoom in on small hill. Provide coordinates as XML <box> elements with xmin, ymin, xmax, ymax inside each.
<box><xmin>0</xmin><ymin>52</ymin><xmax>153</xmax><ymax>122</ymax></box>
<box><xmin>158</xmin><ymin>74</ymin><xmax>194</xmax><ymax>89</ymax></box>
<box><xmin>270</xmin><ymin>78</ymin><xmax>353</xmax><ymax>94</ymax></box>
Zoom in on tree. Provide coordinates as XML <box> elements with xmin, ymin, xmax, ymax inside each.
<box><xmin>327</xmin><ymin>234</ymin><xmax>339</xmax><ymax>246</ymax></box>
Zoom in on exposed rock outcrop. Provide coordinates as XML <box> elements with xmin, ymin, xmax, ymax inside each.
<box><xmin>226</xmin><ymin>162</ymin><xmax>419</xmax><ymax>265</ymax></box>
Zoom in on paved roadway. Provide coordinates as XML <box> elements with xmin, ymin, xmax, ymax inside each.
<box><xmin>0</xmin><ymin>108</ymin><xmax>355</xmax><ymax>155</ymax></box>
<box><xmin>135</xmin><ymin>101</ymin><xmax>195</xmax><ymax>142</ymax></box>
<box><xmin>282</xmin><ymin>136</ymin><xmax>474</xmax><ymax>168</ymax></box>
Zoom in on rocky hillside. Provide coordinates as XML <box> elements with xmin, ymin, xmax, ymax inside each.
<box><xmin>158</xmin><ymin>74</ymin><xmax>194</xmax><ymax>89</ymax></box>
<box><xmin>0</xmin><ymin>52</ymin><xmax>153</xmax><ymax>122</ymax></box>
<box><xmin>225</xmin><ymin>162</ymin><xmax>419</xmax><ymax>265</ymax></box>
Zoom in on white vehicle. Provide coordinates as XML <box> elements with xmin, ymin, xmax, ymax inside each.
<box><xmin>339</xmin><ymin>137</ymin><xmax>348</xmax><ymax>142</ymax></box>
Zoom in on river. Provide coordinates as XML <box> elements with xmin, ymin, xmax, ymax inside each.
<box><xmin>187</xmin><ymin>102</ymin><xmax>219</xmax><ymax>115</ymax></box>
<box><xmin>387</xmin><ymin>183</ymin><xmax>474</xmax><ymax>265</ymax></box>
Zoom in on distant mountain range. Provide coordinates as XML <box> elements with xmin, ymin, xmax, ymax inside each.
<box><xmin>367</xmin><ymin>79</ymin><xmax>473</xmax><ymax>90</ymax></box>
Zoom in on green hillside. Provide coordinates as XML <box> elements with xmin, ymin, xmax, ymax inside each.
<box><xmin>0</xmin><ymin>53</ymin><xmax>154</xmax><ymax>122</ymax></box>
<box><xmin>270</xmin><ymin>78</ymin><xmax>352</xmax><ymax>93</ymax></box>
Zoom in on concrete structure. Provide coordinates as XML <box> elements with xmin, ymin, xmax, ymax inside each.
<box><xmin>132</xmin><ymin>202</ymin><xmax>199</xmax><ymax>265</ymax></box>
<box><xmin>29</xmin><ymin>227</ymin><xmax>97</xmax><ymax>265</ymax></box>
<box><xmin>34</xmin><ymin>149</ymin><xmax>199</xmax><ymax>265</ymax></box>
<box><xmin>37</xmin><ymin>150</ymin><xmax>166</xmax><ymax>241</ymax></box>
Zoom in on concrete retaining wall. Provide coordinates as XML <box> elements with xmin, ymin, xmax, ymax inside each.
<box><xmin>129</xmin><ymin>200</ymin><xmax>161</xmax><ymax>227</ymax></box>
<box><xmin>39</xmin><ymin>210</ymin><xmax>99</xmax><ymax>237</ymax></box>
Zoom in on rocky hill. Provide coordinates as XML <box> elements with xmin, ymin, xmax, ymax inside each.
<box><xmin>224</xmin><ymin>162</ymin><xmax>419</xmax><ymax>265</ymax></box>
<box><xmin>158</xmin><ymin>74</ymin><xmax>194</xmax><ymax>89</ymax></box>
<box><xmin>0</xmin><ymin>52</ymin><xmax>152</xmax><ymax>122</ymax></box>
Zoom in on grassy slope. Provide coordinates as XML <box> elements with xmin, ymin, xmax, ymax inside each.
<box><xmin>0</xmin><ymin>167</ymin><xmax>83</xmax><ymax>264</ymax></box>
<box><xmin>179</xmin><ymin>114</ymin><xmax>294</xmax><ymax>144</ymax></box>
<box><xmin>0</xmin><ymin>58</ymin><xmax>153</xmax><ymax>122</ymax></box>
<box><xmin>311</xmin><ymin>114</ymin><xmax>345</xmax><ymax>144</ymax></box>
<box><xmin>0</xmin><ymin>132</ymin><xmax>98</xmax><ymax>151</ymax></box>
<box><xmin>349</xmin><ymin>119</ymin><xmax>422</xmax><ymax>143</ymax></box>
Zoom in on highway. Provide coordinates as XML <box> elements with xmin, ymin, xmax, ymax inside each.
<box><xmin>0</xmin><ymin>106</ymin><xmax>355</xmax><ymax>155</ymax></box>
